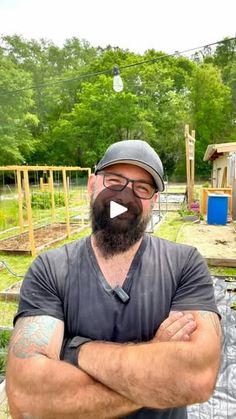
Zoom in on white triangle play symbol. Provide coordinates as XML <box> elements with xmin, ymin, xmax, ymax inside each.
<box><xmin>110</xmin><ymin>201</ymin><xmax>128</xmax><ymax>219</ymax></box>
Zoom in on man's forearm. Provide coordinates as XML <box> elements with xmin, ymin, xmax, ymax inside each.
<box><xmin>6</xmin><ymin>355</ymin><xmax>141</xmax><ymax>418</ymax></box>
<box><xmin>79</xmin><ymin>334</ymin><xmax>220</xmax><ymax>409</ymax></box>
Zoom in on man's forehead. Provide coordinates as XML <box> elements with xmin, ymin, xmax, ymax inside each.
<box><xmin>103</xmin><ymin>163</ymin><xmax>154</xmax><ymax>182</ymax></box>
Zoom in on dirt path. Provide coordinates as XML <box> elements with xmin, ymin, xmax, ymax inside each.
<box><xmin>179</xmin><ymin>222</ymin><xmax>236</xmax><ymax>259</ymax></box>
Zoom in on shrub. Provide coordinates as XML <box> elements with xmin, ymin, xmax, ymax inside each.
<box><xmin>178</xmin><ymin>201</ymin><xmax>203</xmax><ymax>220</ymax></box>
<box><xmin>0</xmin><ymin>330</ymin><xmax>11</xmax><ymax>348</ymax></box>
<box><xmin>0</xmin><ymin>330</ymin><xmax>11</xmax><ymax>377</ymax></box>
<box><xmin>31</xmin><ymin>192</ymin><xmax>65</xmax><ymax>209</ymax></box>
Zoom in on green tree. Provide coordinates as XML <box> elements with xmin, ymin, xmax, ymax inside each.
<box><xmin>0</xmin><ymin>50</ymin><xmax>38</xmax><ymax>164</ymax></box>
<box><xmin>188</xmin><ymin>63</ymin><xmax>232</xmax><ymax>176</ymax></box>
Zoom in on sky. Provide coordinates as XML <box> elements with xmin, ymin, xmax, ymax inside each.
<box><xmin>0</xmin><ymin>0</ymin><xmax>235</xmax><ymax>55</ymax></box>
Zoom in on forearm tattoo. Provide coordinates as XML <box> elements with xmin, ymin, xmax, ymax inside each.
<box><xmin>200</xmin><ymin>311</ymin><xmax>221</xmax><ymax>336</ymax></box>
<box><xmin>9</xmin><ymin>316</ymin><xmax>57</xmax><ymax>359</ymax></box>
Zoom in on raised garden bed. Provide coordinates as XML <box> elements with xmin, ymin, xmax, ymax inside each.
<box><xmin>0</xmin><ymin>223</ymin><xmax>89</xmax><ymax>255</ymax></box>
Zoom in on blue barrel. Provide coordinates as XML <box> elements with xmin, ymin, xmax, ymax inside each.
<box><xmin>207</xmin><ymin>194</ymin><xmax>229</xmax><ymax>225</ymax></box>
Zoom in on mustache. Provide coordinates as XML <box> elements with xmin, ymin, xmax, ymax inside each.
<box><xmin>103</xmin><ymin>199</ymin><xmax>141</xmax><ymax>216</ymax></box>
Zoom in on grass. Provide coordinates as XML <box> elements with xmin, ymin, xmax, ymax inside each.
<box><xmin>0</xmin><ymin>226</ymin><xmax>91</xmax><ymax>330</ymax></box>
<box><xmin>0</xmin><ymin>184</ymin><xmax>89</xmax><ymax>240</ymax></box>
<box><xmin>154</xmin><ymin>212</ymin><xmax>236</xmax><ymax>277</ymax></box>
<box><xmin>154</xmin><ymin>212</ymin><xmax>186</xmax><ymax>242</ymax></box>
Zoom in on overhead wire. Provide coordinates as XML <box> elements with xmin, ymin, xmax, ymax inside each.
<box><xmin>0</xmin><ymin>37</ymin><xmax>235</xmax><ymax>97</ymax></box>
<box><xmin>0</xmin><ymin>260</ymin><xmax>24</xmax><ymax>278</ymax></box>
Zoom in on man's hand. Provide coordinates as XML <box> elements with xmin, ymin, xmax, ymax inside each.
<box><xmin>153</xmin><ymin>311</ymin><xmax>197</xmax><ymax>342</ymax></box>
<box><xmin>78</xmin><ymin>310</ymin><xmax>221</xmax><ymax>409</ymax></box>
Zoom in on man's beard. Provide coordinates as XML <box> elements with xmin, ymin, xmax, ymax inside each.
<box><xmin>90</xmin><ymin>189</ymin><xmax>152</xmax><ymax>258</ymax></box>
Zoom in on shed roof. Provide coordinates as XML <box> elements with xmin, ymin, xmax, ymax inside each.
<box><xmin>203</xmin><ymin>142</ymin><xmax>236</xmax><ymax>161</ymax></box>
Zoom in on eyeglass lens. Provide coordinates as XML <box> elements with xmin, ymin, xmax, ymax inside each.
<box><xmin>102</xmin><ymin>172</ymin><xmax>156</xmax><ymax>199</ymax></box>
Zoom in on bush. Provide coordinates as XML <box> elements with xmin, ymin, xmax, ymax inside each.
<box><xmin>178</xmin><ymin>201</ymin><xmax>203</xmax><ymax>220</ymax></box>
<box><xmin>0</xmin><ymin>330</ymin><xmax>11</xmax><ymax>349</ymax></box>
<box><xmin>31</xmin><ymin>192</ymin><xmax>65</xmax><ymax>209</ymax></box>
<box><xmin>0</xmin><ymin>330</ymin><xmax>11</xmax><ymax>377</ymax></box>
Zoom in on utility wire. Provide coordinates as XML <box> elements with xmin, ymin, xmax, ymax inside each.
<box><xmin>0</xmin><ymin>37</ymin><xmax>235</xmax><ymax>97</ymax></box>
<box><xmin>0</xmin><ymin>260</ymin><xmax>24</xmax><ymax>278</ymax></box>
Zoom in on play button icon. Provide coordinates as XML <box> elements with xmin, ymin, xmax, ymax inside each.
<box><xmin>110</xmin><ymin>201</ymin><xmax>128</xmax><ymax>218</ymax></box>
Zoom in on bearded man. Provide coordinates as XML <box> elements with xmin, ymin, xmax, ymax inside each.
<box><xmin>6</xmin><ymin>140</ymin><xmax>221</xmax><ymax>419</ymax></box>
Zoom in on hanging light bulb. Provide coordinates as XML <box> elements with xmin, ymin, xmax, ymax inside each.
<box><xmin>113</xmin><ymin>66</ymin><xmax>123</xmax><ymax>92</ymax></box>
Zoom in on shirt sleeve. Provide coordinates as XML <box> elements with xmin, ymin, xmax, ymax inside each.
<box><xmin>170</xmin><ymin>247</ymin><xmax>220</xmax><ymax>316</ymax></box>
<box><xmin>14</xmin><ymin>250</ymin><xmax>65</xmax><ymax>325</ymax></box>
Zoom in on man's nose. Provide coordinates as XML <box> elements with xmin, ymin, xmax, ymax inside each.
<box><xmin>123</xmin><ymin>180</ymin><xmax>135</xmax><ymax>194</ymax></box>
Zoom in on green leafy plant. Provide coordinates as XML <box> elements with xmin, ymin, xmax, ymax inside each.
<box><xmin>0</xmin><ymin>353</ymin><xmax>6</xmax><ymax>377</ymax></box>
<box><xmin>0</xmin><ymin>330</ymin><xmax>11</xmax><ymax>377</ymax></box>
<box><xmin>178</xmin><ymin>201</ymin><xmax>204</xmax><ymax>220</ymax></box>
<box><xmin>31</xmin><ymin>191</ymin><xmax>65</xmax><ymax>209</ymax></box>
<box><xmin>0</xmin><ymin>330</ymin><xmax>11</xmax><ymax>348</ymax></box>
<box><xmin>178</xmin><ymin>203</ymin><xmax>198</xmax><ymax>217</ymax></box>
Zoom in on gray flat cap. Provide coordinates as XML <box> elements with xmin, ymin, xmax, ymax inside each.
<box><xmin>95</xmin><ymin>140</ymin><xmax>164</xmax><ymax>192</ymax></box>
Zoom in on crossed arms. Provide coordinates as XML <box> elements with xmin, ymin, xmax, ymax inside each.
<box><xmin>6</xmin><ymin>310</ymin><xmax>221</xmax><ymax>418</ymax></box>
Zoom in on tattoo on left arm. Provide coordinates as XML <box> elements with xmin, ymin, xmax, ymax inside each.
<box><xmin>10</xmin><ymin>317</ymin><xmax>57</xmax><ymax>359</ymax></box>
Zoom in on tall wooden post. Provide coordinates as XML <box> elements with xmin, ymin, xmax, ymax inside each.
<box><xmin>232</xmin><ymin>180</ymin><xmax>236</xmax><ymax>221</ymax></box>
<box><xmin>62</xmin><ymin>169</ymin><xmax>70</xmax><ymax>237</ymax></box>
<box><xmin>16</xmin><ymin>169</ymin><xmax>24</xmax><ymax>233</ymax></box>
<box><xmin>232</xmin><ymin>154</ymin><xmax>236</xmax><ymax>220</ymax></box>
<box><xmin>23</xmin><ymin>169</ymin><xmax>36</xmax><ymax>256</ymax></box>
<box><xmin>49</xmin><ymin>169</ymin><xmax>56</xmax><ymax>223</ymax></box>
<box><xmin>185</xmin><ymin>125</ymin><xmax>196</xmax><ymax>209</ymax></box>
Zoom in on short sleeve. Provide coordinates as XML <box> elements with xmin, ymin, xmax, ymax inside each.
<box><xmin>171</xmin><ymin>247</ymin><xmax>219</xmax><ymax>315</ymax></box>
<box><xmin>14</xmin><ymin>251</ymin><xmax>65</xmax><ymax>325</ymax></box>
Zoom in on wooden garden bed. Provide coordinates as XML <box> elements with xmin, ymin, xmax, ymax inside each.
<box><xmin>0</xmin><ymin>223</ymin><xmax>88</xmax><ymax>255</ymax></box>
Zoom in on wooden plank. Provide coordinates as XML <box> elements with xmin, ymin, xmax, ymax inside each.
<box><xmin>0</xmin><ymin>165</ymin><xmax>91</xmax><ymax>171</ymax></box>
<box><xmin>0</xmin><ymin>292</ymin><xmax>19</xmax><ymax>302</ymax></box>
<box><xmin>16</xmin><ymin>170</ymin><xmax>24</xmax><ymax>233</ymax></box>
<box><xmin>201</xmin><ymin>187</ymin><xmax>232</xmax><ymax>215</ymax></box>
<box><xmin>221</xmin><ymin>167</ymin><xmax>227</xmax><ymax>188</ymax></box>
<box><xmin>232</xmin><ymin>179</ymin><xmax>236</xmax><ymax>221</ymax></box>
<box><xmin>0</xmin><ymin>380</ymin><xmax>6</xmax><ymax>405</ymax></box>
<box><xmin>49</xmin><ymin>170</ymin><xmax>56</xmax><ymax>223</ymax></box>
<box><xmin>205</xmin><ymin>258</ymin><xmax>236</xmax><ymax>267</ymax></box>
<box><xmin>23</xmin><ymin>170</ymin><xmax>36</xmax><ymax>256</ymax></box>
<box><xmin>185</xmin><ymin>125</ymin><xmax>191</xmax><ymax>208</ymax></box>
<box><xmin>184</xmin><ymin>125</ymin><xmax>196</xmax><ymax>209</ymax></box>
<box><xmin>62</xmin><ymin>169</ymin><xmax>70</xmax><ymax>238</ymax></box>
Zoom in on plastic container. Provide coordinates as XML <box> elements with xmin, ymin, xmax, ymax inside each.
<box><xmin>207</xmin><ymin>194</ymin><xmax>229</xmax><ymax>225</ymax></box>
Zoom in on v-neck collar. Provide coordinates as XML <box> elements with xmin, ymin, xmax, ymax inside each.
<box><xmin>86</xmin><ymin>235</ymin><xmax>148</xmax><ymax>296</ymax></box>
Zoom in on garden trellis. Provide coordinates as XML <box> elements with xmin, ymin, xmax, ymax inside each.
<box><xmin>0</xmin><ymin>165</ymin><xmax>91</xmax><ymax>256</ymax></box>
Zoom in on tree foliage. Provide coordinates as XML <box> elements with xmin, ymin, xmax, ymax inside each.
<box><xmin>0</xmin><ymin>35</ymin><xmax>235</xmax><ymax>180</ymax></box>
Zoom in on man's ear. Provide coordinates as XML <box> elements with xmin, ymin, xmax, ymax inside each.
<box><xmin>87</xmin><ymin>174</ymin><xmax>96</xmax><ymax>195</ymax></box>
<box><xmin>152</xmin><ymin>192</ymin><xmax>159</xmax><ymax>203</ymax></box>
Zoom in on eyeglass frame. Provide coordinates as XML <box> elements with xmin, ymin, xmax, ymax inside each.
<box><xmin>96</xmin><ymin>170</ymin><xmax>158</xmax><ymax>199</ymax></box>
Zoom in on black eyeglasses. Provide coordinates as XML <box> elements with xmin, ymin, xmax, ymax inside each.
<box><xmin>97</xmin><ymin>171</ymin><xmax>157</xmax><ymax>199</ymax></box>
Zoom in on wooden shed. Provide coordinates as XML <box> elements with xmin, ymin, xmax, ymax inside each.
<box><xmin>203</xmin><ymin>142</ymin><xmax>236</xmax><ymax>220</ymax></box>
<box><xmin>203</xmin><ymin>142</ymin><xmax>236</xmax><ymax>188</ymax></box>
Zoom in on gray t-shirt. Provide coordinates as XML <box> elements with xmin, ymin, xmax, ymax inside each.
<box><xmin>15</xmin><ymin>234</ymin><xmax>219</xmax><ymax>418</ymax></box>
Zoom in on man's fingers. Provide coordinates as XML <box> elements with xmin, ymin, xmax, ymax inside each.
<box><xmin>154</xmin><ymin>311</ymin><xmax>197</xmax><ymax>342</ymax></box>
<box><xmin>168</xmin><ymin>319</ymin><xmax>197</xmax><ymax>341</ymax></box>
<box><xmin>156</xmin><ymin>312</ymin><xmax>183</xmax><ymax>336</ymax></box>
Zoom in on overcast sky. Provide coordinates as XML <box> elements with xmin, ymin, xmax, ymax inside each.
<box><xmin>0</xmin><ymin>0</ymin><xmax>235</xmax><ymax>55</ymax></box>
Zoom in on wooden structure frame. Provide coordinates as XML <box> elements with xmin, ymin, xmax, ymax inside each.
<box><xmin>203</xmin><ymin>142</ymin><xmax>236</xmax><ymax>187</ymax></box>
<box><xmin>0</xmin><ymin>165</ymin><xmax>91</xmax><ymax>256</ymax></box>
<box><xmin>201</xmin><ymin>187</ymin><xmax>232</xmax><ymax>216</ymax></box>
<box><xmin>185</xmin><ymin>125</ymin><xmax>195</xmax><ymax>209</ymax></box>
<box><xmin>203</xmin><ymin>143</ymin><xmax>236</xmax><ymax>220</ymax></box>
